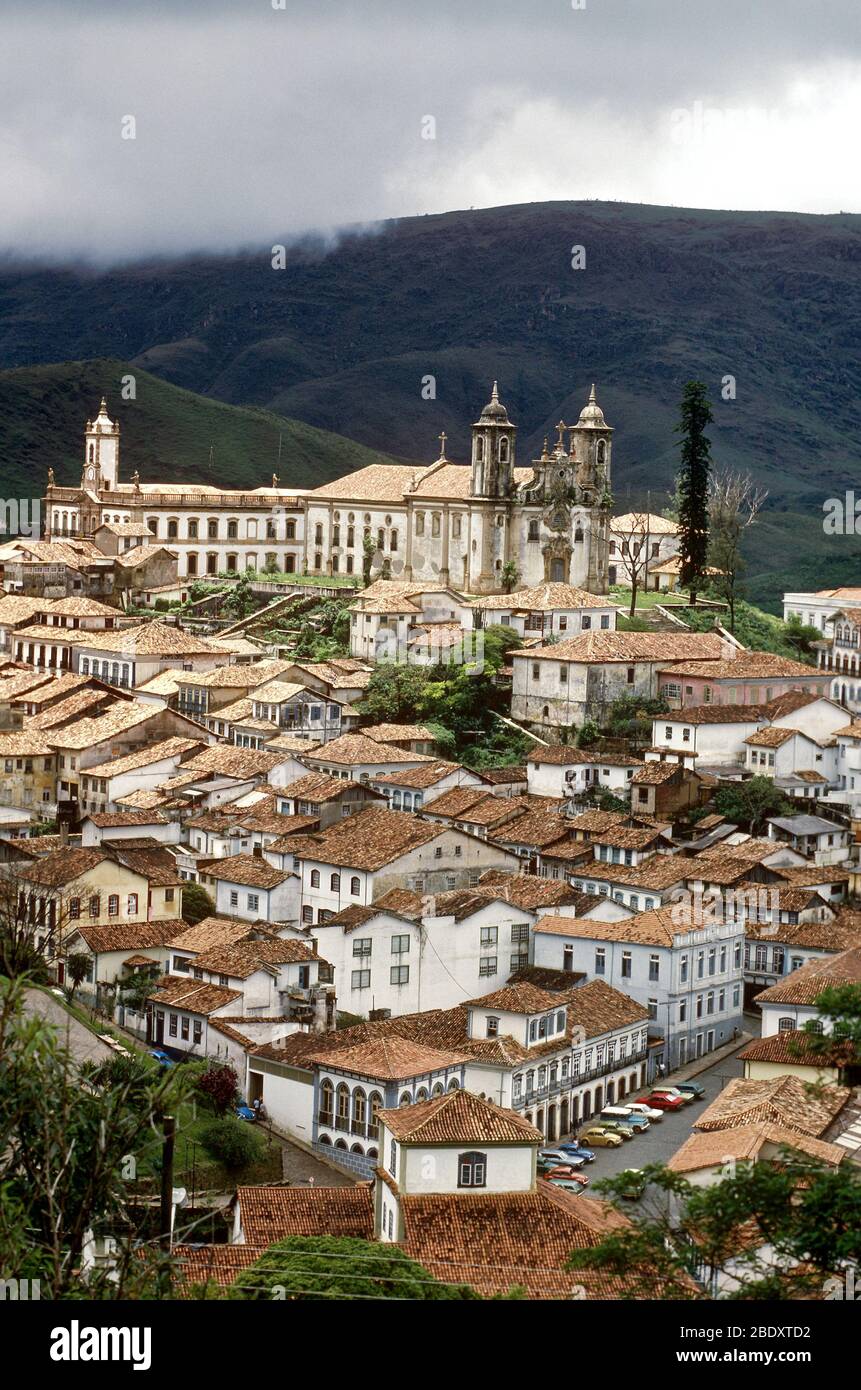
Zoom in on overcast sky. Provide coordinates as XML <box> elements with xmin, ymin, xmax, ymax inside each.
<box><xmin>2</xmin><ymin>0</ymin><xmax>859</xmax><ymax>262</ymax></box>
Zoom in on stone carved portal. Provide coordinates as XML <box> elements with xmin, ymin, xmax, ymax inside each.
<box><xmin>542</xmin><ymin>535</ymin><xmax>571</xmax><ymax>583</ymax></box>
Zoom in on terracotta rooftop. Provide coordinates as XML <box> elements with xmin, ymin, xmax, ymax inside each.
<box><xmin>67</xmin><ymin>919</ymin><xmax>185</xmax><ymax>953</ymax></box>
<box><xmin>659</xmin><ymin>653</ymin><xmax>825</xmax><ymax>680</ymax></box>
<box><xmin>309</xmin><ymin>1035</ymin><xmax>468</xmax><ymax>1081</ymax></box>
<box><xmin>534</xmin><ymin>907</ymin><xmax>683</xmax><ymax>947</ymax></box>
<box><xmin>465</xmin><ymin>979</ymin><xmax>580</xmax><ymax>1015</ymax></box>
<box><xmin>694</xmin><ymin>1076</ymin><xmax>851</xmax><ymax>1137</ymax></box>
<box><xmin>753</xmin><ymin>947</ymin><xmax>861</xmax><ymax>1006</ymax></box>
<box><xmin>295</xmin><ymin>807</ymin><xmax>446</xmax><ymax>871</ymax></box>
<box><xmin>281</xmin><ymin>770</ymin><xmax>378</xmax><ymax>803</ymax></box>
<box><xmin>373</xmin><ymin>760</ymin><xmax>465</xmax><ymax>790</ymax></box>
<box><xmin>206</xmin><ymin>854</ymin><xmax>294</xmax><ymax>889</ymax></box>
<box><xmin>667</xmin><ymin>1122</ymin><xmax>847</xmax><ymax>1174</ymax></box>
<box><xmin>737</xmin><ymin>1030</ymin><xmax>857</xmax><ymax>1069</ymax></box>
<box><xmin>521</xmin><ymin>631</ymin><xmax>724</xmax><ymax>665</ymax></box>
<box><xmin>167</xmin><ymin>917</ymin><xmax>259</xmax><ymax>952</ymax></box>
<box><xmin>473</xmin><ymin>582</ymin><xmax>614</xmax><ymax>612</ymax></box>
<box><xmin>86</xmin><ymin>808</ymin><xmax>170</xmax><ymax>828</ymax></box>
<box><xmin>83</xmin><ymin>736</ymin><xmax>204</xmax><ymax>780</ymax></box>
<box><xmin>379</xmin><ymin>1088</ymin><xmax>541</xmax><ymax>1144</ymax></box>
<box><xmin>236</xmin><ymin>1184</ymin><xmax>374</xmax><ymax>1245</ymax></box>
<box><xmin>148</xmin><ymin>973</ymin><xmax>243</xmax><ymax>1015</ymax></box>
<box><xmin>309</xmin><ymin>732</ymin><xmax>433</xmax><ymax>766</ymax></box>
<box><xmin>191</xmin><ymin>937</ymin><xmax>319</xmax><ymax>978</ymax></box>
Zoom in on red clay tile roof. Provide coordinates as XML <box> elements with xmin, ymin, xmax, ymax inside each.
<box><xmin>309</xmin><ymin>1036</ymin><xmax>468</xmax><ymax>1081</ymax></box>
<box><xmin>148</xmin><ymin>974</ymin><xmax>243</xmax><ymax>1015</ymax></box>
<box><xmin>379</xmin><ymin>1088</ymin><xmax>541</xmax><ymax>1143</ymax></box>
<box><xmin>753</xmin><ymin>946</ymin><xmax>861</xmax><ymax>1006</ymax></box>
<box><xmin>667</xmin><ymin>1122</ymin><xmax>847</xmax><ymax>1173</ymax></box>
<box><xmin>237</xmin><ymin>1184</ymin><xmax>374</xmax><ymax>1244</ymax></box>
<box><xmin>737</xmin><ymin>1030</ymin><xmax>857</xmax><ymax>1068</ymax></box>
<box><xmin>693</xmin><ymin>1076</ymin><xmax>851</xmax><ymax>1137</ymax></box>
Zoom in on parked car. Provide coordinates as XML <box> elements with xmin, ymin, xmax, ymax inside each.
<box><xmin>651</xmin><ymin>1086</ymin><xmax>694</xmax><ymax>1105</ymax></box>
<box><xmin>578</xmin><ymin>1126</ymin><xmax>624</xmax><ymax>1148</ymax></box>
<box><xmin>675</xmin><ymin>1081</ymin><xmax>706</xmax><ymax>1099</ymax></box>
<box><xmin>547</xmin><ymin>1177</ymin><xmax>586</xmax><ymax>1193</ymax></box>
<box><xmin>600</xmin><ymin>1106</ymin><xmax>650</xmax><ymax>1132</ymax></box>
<box><xmin>538</xmin><ymin>1149</ymin><xmax>581</xmax><ymax>1171</ymax></box>
<box><xmin>148</xmin><ymin>1049</ymin><xmax>175</xmax><ymax>1068</ymax></box>
<box><xmin>557</xmin><ymin>1142</ymin><xmax>596</xmax><ymax>1163</ymax></box>
<box><xmin>624</xmin><ymin>1102</ymin><xmax>664</xmax><ymax>1122</ymax></box>
<box><xmin>643</xmin><ymin>1092</ymin><xmax>685</xmax><ymax>1111</ymax></box>
<box><xmin>588</xmin><ymin>1119</ymin><xmax>635</xmax><ymax>1140</ymax></box>
<box><xmin>544</xmin><ymin>1166</ymin><xmax>589</xmax><ymax>1185</ymax></box>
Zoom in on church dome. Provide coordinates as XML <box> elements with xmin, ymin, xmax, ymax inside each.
<box><xmin>576</xmin><ymin>384</ymin><xmax>607</xmax><ymax>428</ymax></box>
<box><xmin>476</xmin><ymin>381</ymin><xmax>510</xmax><ymax>424</ymax></box>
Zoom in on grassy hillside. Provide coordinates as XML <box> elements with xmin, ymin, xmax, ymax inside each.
<box><xmin>0</xmin><ymin>200</ymin><xmax>859</xmax><ymax>605</ymax></box>
<box><xmin>0</xmin><ymin>359</ymin><xmax>407</xmax><ymax>498</ymax></box>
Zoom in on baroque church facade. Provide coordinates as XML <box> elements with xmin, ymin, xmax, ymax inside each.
<box><xmin>43</xmin><ymin>385</ymin><xmax>614</xmax><ymax>596</ymax></box>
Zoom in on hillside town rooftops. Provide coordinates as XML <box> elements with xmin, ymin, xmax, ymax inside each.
<box><xmin>68</xmin><ymin>920</ymin><xmax>185</xmax><ymax>953</ymax></box>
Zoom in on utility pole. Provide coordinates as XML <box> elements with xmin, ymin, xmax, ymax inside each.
<box><xmin>159</xmin><ymin>1114</ymin><xmax>175</xmax><ymax>1298</ymax></box>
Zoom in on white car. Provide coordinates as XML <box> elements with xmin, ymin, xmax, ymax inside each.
<box><xmin>651</xmin><ymin>1086</ymin><xmax>694</xmax><ymax>1105</ymax></box>
<box><xmin>625</xmin><ymin>1102</ymin><xmax>664</xmax><ymax>1122</ymax></box>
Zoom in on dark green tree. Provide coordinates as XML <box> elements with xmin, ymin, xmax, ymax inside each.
<box><xmin>0</xmin><ymin>976</ymin><xmax>185</xmax><ymax>1298</ymax></box>
<box><xmin>713</xmin><ymin>775</ymin><xmax>790</xmax><ymax>833</ymax></box>
<box><xmin>65</xmin><ymin>950</ymin><xmax>91</xmax><ymax>1003</ymax></box>
<box><xmin>360</xmin><ymin>664</ymin><xmax>429</xmax><ymax>724</ymax></box>
<box><xmin>229</xmin><ymin>1235</ymin><xmax>481</xmax><ymax>1300</ymax></box>
<box><xmin>568</xmin><ymin>1156</ymin><xmax>861</xmax><ymax>1300</ymax></box>
<box><xmin>181</xmin><ymin>881</ymin><xmax>215</xmax><ymax>926</ymax></box>
<box><xmin>676</xmin><ymin>381</ymin><xmax>714</xmax><ymax>604</ymax></box>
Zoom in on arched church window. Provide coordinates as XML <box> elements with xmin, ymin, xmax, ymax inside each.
<box><xmin>528</xmin><ymin>519</ymin><xmax>540</xmax><ymax>541</ymax></box>
<box><xmin>499</xmin><ymin>438</ymin><xmax>509</xmax><ymax>463</ymax></box>
<box><xmin>89</xmin><ymin>444</ymin><xmax>94</xmax><ymax>463</ymax></box>
<box><xmin>597</xmin><ymin>440</ymin><xmax>607</xmax><ymax>465</ymax></box>
<box><xmin>227</xmin><ymin>518</ymin><xmax>238</xmax><ymax>539</ymax></box>
<box><xmin>574</xmin><ymin>526</ymin><xmax>584</xmax><ymax>543</ymax></box>
<box><xmin>167</xmin><ymin>518</ymin><xmax>178</xmax><ymax>539</ymax></box>
<box><xmin>475</xmin><ymin>438</ymin><xmax>484</xmax><ymax>461</ymax></box>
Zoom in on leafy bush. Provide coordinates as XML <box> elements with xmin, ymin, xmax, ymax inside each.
<box><xmin>195</xmin><ymin>1062</ymin><xmax>240</xmax><ymax>1115</ymax></box>
<box><xmin>199</xmin><ymin>1116</ymin><xmax>264</xmax><ymax>1171</ymax></box>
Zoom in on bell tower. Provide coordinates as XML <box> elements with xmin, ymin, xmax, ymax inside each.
<box><xmin>470</xmin><ymin>382</ymin><xmax>517</xmax><ymax>498</ymax></box>
<box><xmin>568</xmin><ymin>384</ymin><xmax>613</xmax><ymax>493</ymax></box>
<box><xmin>81</xmin><ymin>398</ymin><xmax>120</xmax><ymax>492</ymax></box>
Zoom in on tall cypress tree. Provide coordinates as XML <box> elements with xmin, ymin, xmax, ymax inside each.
<box><xmin>675</xmin><ymin>380</ymin><xmax>713</xmax><ymax>604</ymax></box>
